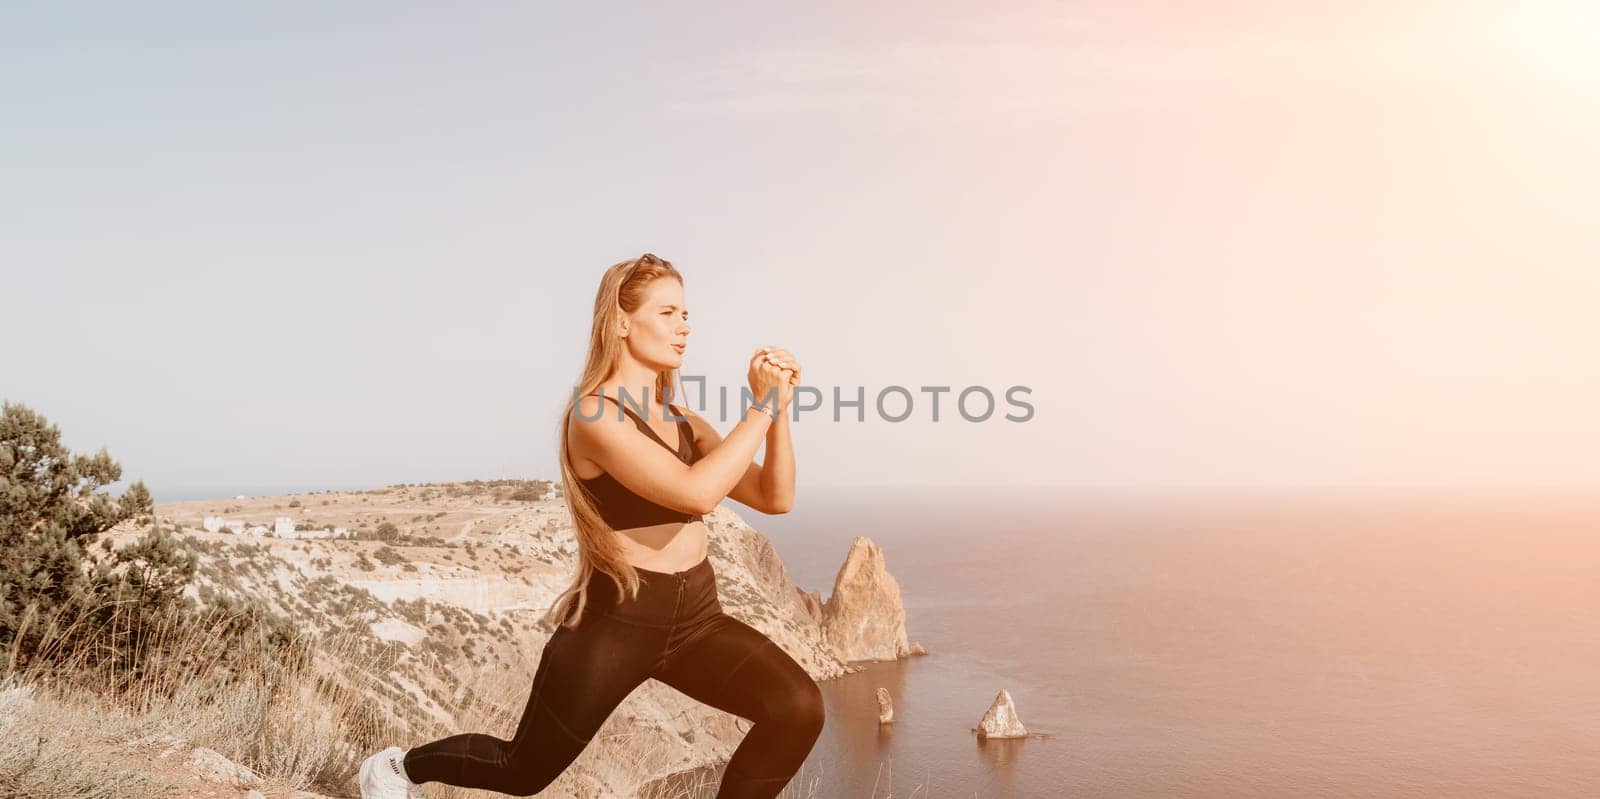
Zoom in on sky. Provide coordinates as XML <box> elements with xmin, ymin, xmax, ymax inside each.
<box><xmin>3</xmin><ymin>1</ymin><xmax>1597</xmax><ymax>501</ymax></box>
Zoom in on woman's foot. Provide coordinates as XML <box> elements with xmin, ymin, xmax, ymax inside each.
<box><xmin>358</xmin><ymin>745</ymin><xmax>423</xmax><ymax>798</ymax></box>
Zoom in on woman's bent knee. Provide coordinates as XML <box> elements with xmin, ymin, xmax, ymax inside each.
<box><xmin>504</xmin><ymin>766</ymin><xmax>559</xmax><ymax>797</ymax></box>
<box><xmin>500</xmin><ymin>734</ymin><xmax>592</xmax><ymax>796</ymax></box>
<box><xmin>772</xmin><ymin>678</ymin><xmax>825</xmax><ymax>739</ymax></box>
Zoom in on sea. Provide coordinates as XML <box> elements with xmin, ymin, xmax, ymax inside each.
<box><xmin>720</xmin><ymin>486</ymin><xmax>1600</xmax><ymax>798</ymax></box>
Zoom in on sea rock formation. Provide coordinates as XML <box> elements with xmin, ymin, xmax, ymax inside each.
<box><xmin>876</xmin><ymin>687</ymin><xmax>894</xmax><ymax>724</ymax></box>
<box><xmin>800</xmin><ymin>588</ymin><xmax>824</xmax><ymax>623</ymax></box>
<box><xmin>975</xmin><ymin>689</ymin><xmax>1028</xmax><ymax>739</ymax></box>
<box><xmin>821</xmin><ymin>536</ymin><xmax>911</xmax><ymax>661</ymax></box>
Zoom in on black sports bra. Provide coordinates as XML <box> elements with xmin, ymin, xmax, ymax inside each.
<box><xmin>575</xmin><ymin>394</ymin><xmax>706</xmax><ymax>529</ymax></box>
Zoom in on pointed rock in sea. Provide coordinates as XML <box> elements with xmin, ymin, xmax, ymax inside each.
<box><xmin>976</xmin><ymin>688</ymin><xmax>1028</xmax><ymax>739</ymax></box>
<box><xmin>820</xmin><ymin>536</ymin><xmax>911</xmax><ymax>661</ymax></box>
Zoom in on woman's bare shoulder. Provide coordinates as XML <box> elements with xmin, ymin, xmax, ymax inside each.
<box><xmin>568</xmin><ymin>394</ymin><xmax>632</xmax><ymax>448</ymax></box>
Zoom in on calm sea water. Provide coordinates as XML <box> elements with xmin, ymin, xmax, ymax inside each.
<box><xmin>716</xmin><ymin>487</ymin><xmax>1600</xmax><ymax>798</ymax></box>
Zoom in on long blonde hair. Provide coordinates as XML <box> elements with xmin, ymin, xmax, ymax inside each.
<box><xmin>544</xmin><ymin>253</ymin><xmax>689</xmax><ymax>630</ymax></box>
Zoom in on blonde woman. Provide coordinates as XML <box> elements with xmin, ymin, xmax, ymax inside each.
<box><xmin>359</xmin><ymin>253</ymin><xmax>822</xmax><ymax>798</ymax></box>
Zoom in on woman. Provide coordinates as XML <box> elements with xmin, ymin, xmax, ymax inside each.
<box><xmin>359</xmin><ymin>253</ymin><xmax>823</xmax><ymax>799</ymax></box>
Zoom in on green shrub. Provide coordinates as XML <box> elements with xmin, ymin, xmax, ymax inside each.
<box><xmin>0</xmin><ymin>403</ymin><xmax>161</xmax><ymax>666</ymax></box>
<box><xmin>0</xmin><ymin>402</ymin><xmax>303</xmax><ymax>678</ymax></box>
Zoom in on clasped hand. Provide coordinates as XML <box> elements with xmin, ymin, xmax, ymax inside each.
<box><xmin>746</xmin><ymin>346</ymin><xmax>801</xmax><ymax>415</ymax></box>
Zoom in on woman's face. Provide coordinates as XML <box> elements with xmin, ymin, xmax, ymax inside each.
<box><xmin>625</xmin><ymin>277</ymin><xmax>690</xmax><ymax>369</ymax></box>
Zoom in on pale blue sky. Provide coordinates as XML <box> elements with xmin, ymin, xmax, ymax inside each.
<box><xmin>5</xmin><ymin>2</ymin><xmax>1597</xmax><ymax>501</ymax></box>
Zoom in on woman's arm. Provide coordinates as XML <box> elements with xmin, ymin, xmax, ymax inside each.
<box><xmin>569</xmin><ymin>395</ymin><xmax>774</xmax><ymax>516</ymax></box>
<box><xmin>681</xmin><ymin>346</ymin><xmax>800</xmax><ymax>514</ymax></box>
<box><xmin>758</xmin><ymin>409</ymin><xmax>795</xmax><ymax>513</ymax></box>
<box><xmin>681</xmin><ymin>404</ymin><xmax>795</xmax><ymax>514</ymax></box>
<box><xmin>568</xmin><ymin>348</ymin><xmax>793</xmax><ymax>516</ymax></box>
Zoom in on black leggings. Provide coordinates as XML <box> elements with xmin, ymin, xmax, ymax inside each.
<box><xmin>401</xmin><ymin>555</ymin><xmax>826</xmax><ymax>797</ymax></box>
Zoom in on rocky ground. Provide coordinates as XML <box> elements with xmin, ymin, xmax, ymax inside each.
<box><xmin>54</xmin><ymin>479</ymin><xmax>923</xmax><ymax>797</ymax></box>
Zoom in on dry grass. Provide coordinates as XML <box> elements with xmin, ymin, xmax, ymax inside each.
<box><xmin>1</xmin><ymin>591</ymin><xmax>375</xmax><ymax>797</ymax></box>
<box><xmin>0</xmin><ymin>679</ymin><xmax>186</xmax><ymax>798</ymax></box>
<box><xmin>1</xmin><ymin>591</ymin><xmax>924</xmax><ymax>798</ymax></box>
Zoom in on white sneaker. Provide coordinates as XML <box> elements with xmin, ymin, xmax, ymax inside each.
<box><xmin>358</xmin><ymin>745</ymin><xmax>424</xmax><ymax>798</ymax></box>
